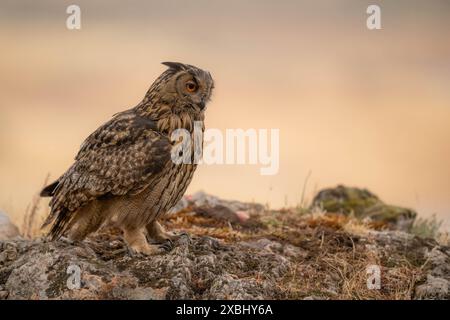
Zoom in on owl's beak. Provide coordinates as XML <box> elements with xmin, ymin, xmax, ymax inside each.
<box><xmin>198</xmin><ymin>100</ymin><xmax>206</xmax><ymax>111</ymax></box>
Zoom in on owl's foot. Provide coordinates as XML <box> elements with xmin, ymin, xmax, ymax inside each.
<box><xmin>126</xmin><ymin>242</ymin><xmax>172</xmax><ymax>257</ymax></box>
<box><xmin>123</xmin><ymin>227</ymin><xmax>171</xmax><ymax>256</ymax></box>
<box><xmin>146</xmin><ymin>220</ymin><xmax>190</xmax><ymax>243</ymax></box>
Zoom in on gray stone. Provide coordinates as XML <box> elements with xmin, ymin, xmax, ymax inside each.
<box><xmin>415</xmin><ymin>275</ymin><xmax>449</xmax><ymax>299</ymax></box>
<box><xmin>0</xmin><ymin>212</ymin><xmax>20</xmax><ymax>240</ymax></box>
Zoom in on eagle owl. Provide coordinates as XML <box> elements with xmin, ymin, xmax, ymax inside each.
<box><xmin>40</xmin><ymin>62</ymin><xmax>214</xmax><ymax>255</ymax></box>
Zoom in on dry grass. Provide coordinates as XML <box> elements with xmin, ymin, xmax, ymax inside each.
<box><xmin>164</xmin><ymin>209</ymin><xmax>429</xmax><ymax>299</ymax></box>
<box><xmin>21</xmin><ymin>174</ymin><xmax>49</xmax><ymax>239</ymax></box>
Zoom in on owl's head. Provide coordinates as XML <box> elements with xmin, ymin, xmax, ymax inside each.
<box><xmin>146</xmin><ymin>62</ymin><xmax>214</xmax><ymax>114</ymax></box>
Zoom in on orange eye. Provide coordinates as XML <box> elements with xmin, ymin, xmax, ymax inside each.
<box><xmin>186</xmin><ymin>81</ymin><xmax>198</xmax><ymax>93</ymax></box>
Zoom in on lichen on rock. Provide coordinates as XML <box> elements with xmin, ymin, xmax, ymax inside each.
<box><xmin>311</xmin><ymin>185</ymin><xmax>417</xmax><ymax>231</ymax></box>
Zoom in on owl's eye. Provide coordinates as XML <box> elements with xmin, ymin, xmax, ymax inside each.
<box><xmin>185</xmin><ymin>81</ymin><xmax>198</xmax><ymax>93</ymax></box>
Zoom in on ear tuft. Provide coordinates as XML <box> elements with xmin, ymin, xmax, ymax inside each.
<box><xmin>162</xmin><ymin>62</ymin><xmax>187</xmax><ymax>71</ymax></box>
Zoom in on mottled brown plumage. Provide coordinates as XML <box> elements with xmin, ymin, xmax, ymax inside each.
<box><xmin>41</xmin><ymin>62</ymin><xmax>214</xmax><ymax>254</ymax></box>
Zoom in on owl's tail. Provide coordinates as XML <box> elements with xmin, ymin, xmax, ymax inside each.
<box><xmin>40</xmin><ymin>180</ymin><xmax>59</xmax><ymax>197</ymax></box>
<box><xmin>46</xmin><ymin>207</ymin><xmax>72</xmax><ymax>240</ymax></box>
<box><xmin>40</xmin><ymin>180</ymin><xmax>76</xmax><ymax>240</ymax></box>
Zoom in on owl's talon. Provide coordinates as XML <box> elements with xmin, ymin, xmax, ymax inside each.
<box><xmin>126</xmin><ymin>243</ymin><xmax>167</xmax><ymax>256</ymax></box>
<box><xmin>146</xmin><ymin>221</ymin><xmax>190</xmax><ymax>243</ymax></box>
<box><xmin>160</xmin><ymin>240</ymin><xmax>174</xmax><ymax>252</ymax></box>
<box><xmin>126</xmin><ymin>246</ymin><xmax>142</xmax><ymax>258</ymax></box>
<box><xmin>179</xmin><ymin>231</ymin><xmax>190</xmax><ymax>238</ymax></box>
<box><xmin>59</xmin><ymin>236</ymin><xmax>76</xmax><ymax>245</ymax></box>
<box><xmin>123</xmin><ymin>228</ymin><xmax>168</xmax><ymax>256</ymax></box>
<box><xmin>177</xmin><ymin>232</ymin><xmax>192</xmax><ymax>244</ymax></box>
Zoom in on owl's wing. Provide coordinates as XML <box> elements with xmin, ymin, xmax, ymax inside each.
<box><xmin>45</xmin><ymin>111</ymin><xmax>172</xmax><ymax>239</ymax></box>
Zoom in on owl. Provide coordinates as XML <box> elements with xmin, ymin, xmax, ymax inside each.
<box><xmin>40</xmin><ymin>62</ymin><xmax>214</xmax><ymax>255</ymax></box>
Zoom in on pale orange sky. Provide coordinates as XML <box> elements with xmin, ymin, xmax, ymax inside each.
<box><xmin>0</xmin><ymin>1</ymin><xmax>449</xmax><ymax>228</ymax></box>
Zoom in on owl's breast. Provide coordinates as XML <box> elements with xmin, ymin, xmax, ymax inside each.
<box><xmin>141</xmin><ymin>161</ymin><xmax>197</xmax><ymax>221</ymax></box>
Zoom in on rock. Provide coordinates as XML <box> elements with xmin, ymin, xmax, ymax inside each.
<box><xmin>206</xmin><ymin>274</ymin><xmax>266</xmax><ymax>299</ymax></box>
<box><xmin>415</xmin><ymin>275</ymin><xmax>449</xmax><ymax>299</ymax></box>
<box><xmin>424</xmin><ymin>247</ymin><xmax>450</xmax><ymax>278</ymax></box>
<box><xmin>0</xmin><ymin>290</ymin><xmax>8</xmax><ymax>300</ymax></box>
<box><xmin>171</xmin><ymin>191</ymin><xmax>263</xmax><ymax>225</ymax></box>
<box><xmin>194</xmin><ymin>205</ymin><xmax>250</xmax><ymax>224</ymax></box>
<box><xmin>168</xmin><ymin>197</ymin><xmax>190</xmax><ymax>214</ymax></box>
<box><xmin>188</xmin><ymin>191</ymin><xmax>264</xmax><ymax>213</ymax></box>
<box><xmin>303</xmin><ymin>295</ymin><xmax>324</xmax><ymax>300</ymax></box>
<box><xmin>0</xmin><ymin>233</ymin><xmax>293</xmax><ymax>300</ymax></box>
<box><xmin>0</xmin><ymin>212</ymin><xmax>20</xmax><ymax>240</ymax></box>
<box><xmin>112</xmin><ymin>286</ymin><xmax>168</xmax><ymax>300</ymax></box>
<box><xmin>0</xmin><ymin>193</ymin><xmax>446</xmax><ymax>300</ymax></box>
<box><xmin>414</xmin><ymin>247</ymin><xmax>450</xmax><ymax>299</ymax></box>
<box><xmin>311</xmin><ymin>185</ymin><xmax>416</xmax><ymax>231</ymax></box>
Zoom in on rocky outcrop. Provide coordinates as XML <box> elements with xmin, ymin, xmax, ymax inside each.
<box><xmin>311</xmin><ymin>185</ymin><xmax>417</xmax><ymax>231</ymax></box>
<box><xmin>0</xmin><ymin>235</ymin><xmax>291</xmax><ymax>300</ymax></box>
<box><xmin>0</xmin><ymin>191</ymin><xmax>448</xmax><ymax>300</ymax></box>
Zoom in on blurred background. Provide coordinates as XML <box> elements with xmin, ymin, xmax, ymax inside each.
<box><xmin>0</xmin><ymin>0</ymin><xmax>449</xmax><ymax>229</ymax></box>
